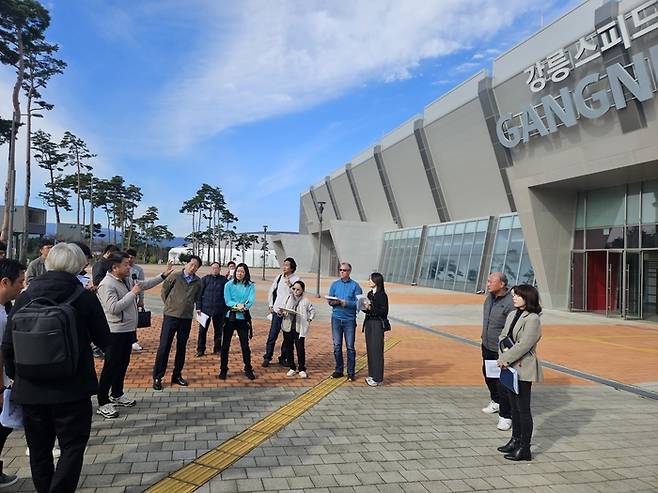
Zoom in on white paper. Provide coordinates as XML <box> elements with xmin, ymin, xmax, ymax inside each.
<box><xmin>484</xmin><ymin>359</ymin><xmax>501</xmax><ymax>378</ymax></box>
<box><xmin>324</xmin><ymin>295</ymin><xmax>340</xmax><ymax>301</ymax></box>
<box><xmin>196</xmin><ymin>312</ymin><xmax>209</xmax><ymax>326</ymax></box>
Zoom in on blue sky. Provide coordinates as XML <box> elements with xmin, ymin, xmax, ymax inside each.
<box><xmin>1</xmin><ymin>0</ymin><xmax>577</xmax><ymax>236</ymax></box>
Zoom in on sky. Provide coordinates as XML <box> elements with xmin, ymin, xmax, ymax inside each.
<box><xmin>1</xmin><ymin>0</ymin><xmax>578</xmax><ymax>237</ymax></box>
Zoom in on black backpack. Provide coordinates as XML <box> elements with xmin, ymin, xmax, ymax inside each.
<box><xmin>11</xmin><ymin>285</ymin><xmax>86</xmax><ymax>380</ymax></box>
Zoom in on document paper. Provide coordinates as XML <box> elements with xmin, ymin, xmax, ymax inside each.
<box><xmin>484</xmin><ymin>359</ymin><xmax>501</xmax><ymax>378</ymax></box>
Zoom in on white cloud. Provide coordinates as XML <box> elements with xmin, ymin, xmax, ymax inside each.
<box><xmin>153</xmin><ymin>0</ymin><xmax>549</xmax><ymax>153</ymax></box>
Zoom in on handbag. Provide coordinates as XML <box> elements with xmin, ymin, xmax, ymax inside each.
<box><xmin>0</xmin><ymin>388</ymin><xmax>24</xmax><ymax>429</ymax></box>
<box><xmin>137</xmin><ymin>307</ymin><xmax>152</xmax><ymax>328</ymax></box>
<box><xmin>381</xmin><ymin>318</ymin><xmax>391</xmax><ymax>332</ymax></box>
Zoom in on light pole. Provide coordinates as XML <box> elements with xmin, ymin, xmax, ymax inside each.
<box><xmin>262</xmin><ymin>225</ymin><xmax>268</xmax><ymax>280</ymax></box>
<box><xmin>316</xmin><ymin>201</ymin><xmax>326</xmax><ymax>298</ymax></box>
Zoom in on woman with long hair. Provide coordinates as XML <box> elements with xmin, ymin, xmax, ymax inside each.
<box><xmin>496</xmin><ymin>284</ymin><xmax>543</xmax><ymax>461</ymax></box>
<box><xmin>219</xmin><ymin>263</ymin><xmax>256</xmax><ymax>380</ymax></box>
<box><xmin>362</xmin><ymin>272</ymin><xmax>389</xmax><ymax>387</ymax></box>
<box><xmin>280</xmin><ymin>280</ymin><xmax>315</xmax><ymax>378</ymax></box>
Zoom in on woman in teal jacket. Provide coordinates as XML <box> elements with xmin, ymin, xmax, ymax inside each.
<box><xmin>219</xmin><ymin>263</ymin><xmax>256</xmax><ymax>380</ymax></box>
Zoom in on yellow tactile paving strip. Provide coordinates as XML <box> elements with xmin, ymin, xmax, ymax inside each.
<box><xmin>144</xmin><ymin>337</ymin><xmax>402</xmax><ymax>493</ymax></box>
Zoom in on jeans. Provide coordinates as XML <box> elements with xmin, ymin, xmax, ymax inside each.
<box><xmin>263</xmin><ymin>314</ymin><xmax>284</xmax><ymax>362</ymax></box>
<box><xmin>331</xmin><ymin>317</ymin><xmax>356</xmax><ymax>376</ymax></box>
<box><xmin>220</xmin><ymin>319</ymin><xmax>253</xmax><ymax>372</ymax></box>
<box><xmin>197</xmin><ymin>315</ymin><xmax>224</xmax><ymax>353</ymax></box>
<box><xmin>481</xmin><ymin>345</ymin><xmax>511</xmax><ymax>419</ymax></box>
<box><xmin>153</xmin><ymin>316</ymin><xmax>192</xmax><ymax>380</ymax></box>
<box><xmin>504</xmin><ymin>380</ymin><xmax>533</xmax><ymax>445</ymax></box>
<box><xmin>23</xmin><ymin>398</ymin><xmax>92</xmax><ymax>493</ymax></box>
<box><xmin>98</xmin><ymin>331</ymin><xmax>136</xmax><ymax>406</ymax></box>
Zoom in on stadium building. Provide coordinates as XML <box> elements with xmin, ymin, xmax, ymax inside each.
<box><xmin>271</xmin><ymin>0</ymin><xmax>658</xmax><ymax>320</ymax></box>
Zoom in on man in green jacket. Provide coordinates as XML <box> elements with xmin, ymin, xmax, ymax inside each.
<box><xmin>152</xmin><ymin>255</ymin><xmax>203</xmax><ymax>390</ymax></box>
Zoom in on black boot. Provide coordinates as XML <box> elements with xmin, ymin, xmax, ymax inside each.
<box><xmin>504</xmin><ymin>443</ymin><xmax>531</xmax><ymax>461</ymax></box>
<box><xmin>497</xmin><ymin>437</ymin><xmax>519</xmax><ymax>453</ymax></box>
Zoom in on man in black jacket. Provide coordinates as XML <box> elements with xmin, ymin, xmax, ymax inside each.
<box><xmin>2</xmin><ymin>243</ymin><xmax>110</xmax><ymax>493</ymax></box>
<box><xmin>196</xmin><ymin>262</ymin><xmax>227</xmax><ymax>357</ymax></box>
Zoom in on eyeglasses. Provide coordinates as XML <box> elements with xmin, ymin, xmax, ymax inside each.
<box><xmin>339</xmin><ymin>268</ymin><xmax>350</xmax><ymax>272</ymax></box>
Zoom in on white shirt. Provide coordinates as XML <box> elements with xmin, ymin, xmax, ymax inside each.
<box><xmin>268</xmin><ymin>273</ymin><xmax>300</xmax><ymax>312</ymax></box>
<box><xmin>0</xmin><ymin>305</ymin><xmax>11</xmax><ymax>387</ymax></box>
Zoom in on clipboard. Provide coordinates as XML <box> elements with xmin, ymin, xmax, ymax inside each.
<box><xmin>500</xmin><ymin>367</ymin><xmax>519</xmax><ymax>394</ymax></box>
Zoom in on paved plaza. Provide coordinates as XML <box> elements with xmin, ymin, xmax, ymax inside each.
<box><xmin>2</xmin><ymin>268</ymin><xmax>658</xmax><ymax>492</ymax></box>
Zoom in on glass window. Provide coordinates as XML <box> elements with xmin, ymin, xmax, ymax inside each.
<box><xmin>518</xmin><ymin>245</ymin><xmax>535</xmax><ymax>285</ymax></box>
<box><xmin>627</xmin><ymin>182</ymin><xmax>641</xmax><ymax>225</ymax></box>
<box><xmin>512</xmin><ymin>215</ymin><xmax>521</xmax><ymax>228</ymax></box>
<box><xmin>576</xmin><ymin>193</ymin><xmax>585</xmax><ymax>229</ymax></box>
<box><xmin>504</xmin><ymin>228</ymin><xmax>524</xmax><ymax>284</ymax></box>
<box><xmin>490</xmin><ymin>228</ymin><xmax>510</xmax><ymax>274</ymax></box>
<box><xmin>465</xmin><ymin>221</ymin><xmax>476</xmax><ymax>233</ymax></box>
<box><xmin>477</xmin><ymin>219</ymin><xmax>489</xmax><ymax>232</ymax></box>
<box><xmin>642</xmin><ymin>179</ymin><xmax>658</xmax><ymax>224</ymax></box>
<box><xmin>586</xmin><ymin>186</ymin><xmax>625</xmax><ymax>227</ymax></box>
<box><xmin>498</xmin><ymin>216</ymin><xmax>514</xmax><ymax>229</ymax></box>
<box><xmin>455</xmin><ymin>222</ymin><xmax>465</xmax><ymax>234</ymax></box>
<box><xmin>444</xmin><ymin>223</ymin><xmax>455</xmax><ymax>235</ymax></box>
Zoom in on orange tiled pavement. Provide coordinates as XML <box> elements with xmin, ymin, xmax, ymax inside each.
<box><xmin>435</xmin><ymin>324</ymin><xmax>658</xmax><ymax>385</ymax></box>
<box><xmin>105</xmin><ymin>316</ymin><xmax>586</xmax><ymax>389</ymax></box>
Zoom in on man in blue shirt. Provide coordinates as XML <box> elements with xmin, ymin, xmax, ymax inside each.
<box><xmin>327</xmin><ymin>262</ymin><xmax>362</xmax><ymax>381</ymax></box>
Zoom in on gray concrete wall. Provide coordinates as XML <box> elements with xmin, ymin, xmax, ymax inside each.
<box><xmin>329</xmin><ymin>172</ymin><xmax>361</xmax><ymax>222</ymax></box>
<box><xmin>271</xmin><ymin>233</ymin><xmax>315</xmax><ymax>275</ymax></box>
<box><xmin>350</xmin><ymin>156</ymin><xmax>397</xmax><ymax>229</ymax></box>
<box><xmin>423</xmin><ymin>99</ymin><xmax>512</xmax><ymax>220</ymax></box>
<box><xmin>380</xmin><ymin>134</ymin><xmax>440</xmax><ymax>227</ymax></box>
<box><xmin>328</xmin><ymin>220</ymin><xmax>388</xmax><ymax>281</ymax></box>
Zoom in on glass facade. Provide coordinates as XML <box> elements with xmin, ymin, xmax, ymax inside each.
<box><xmin>380</xmin><ymin>227</ymin><xmax>422</xmax><ymax>284</ymax></box>
<box><xmin>490</xmin><ymin>214</ymin><xmax>535</xmax><ymax>286</ymax></box>
<box><xmin>381</xmin><ymin>217</ymin><xmax>490</xmax><ymax>292</ymax></box>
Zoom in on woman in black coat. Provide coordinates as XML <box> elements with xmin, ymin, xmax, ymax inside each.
<box><xmin>362</xmin><ymin>272</ymin><xmax>389</xmax><ymax>387</ymax></box>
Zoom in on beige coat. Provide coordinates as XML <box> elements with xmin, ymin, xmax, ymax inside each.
<box><xmin>498</xmin><ymin>310</ymin><xmax>543</xmax><ymax>382</ymax></box>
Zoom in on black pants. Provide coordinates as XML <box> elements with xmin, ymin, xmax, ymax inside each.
<box><xmin>481</xmin><ymin>345</ymin><xmax>511</xmax><ymax>419</ymax></box>
<box><xmin>282</xmin><ymin>329</ymin><xmax>305</xmax><ymax>372</ymax></box>
<box><xmin>263</xmin><ymin>314</ymin><xmax>284</xmax><ymax>363</ymax></box>
<box><xmin>365</xmin><ymin>319</ymin><xmax>385</xmax><ymax>382</ymax></box>
<box><xmin>0</xmin><ymin>423</ymin><xmax>12</xmax><ymax>475</ymax></box>
<box><xmin>98</xmin><ymin>331</ymin><xmax>135</xmax><ymax>406</ymax></box>
<box><xmin>504</xmin><ymin>380</ymin><xmax>533</xmax><ymax>445</ymax></box>
<box><xmin>220</xmin><ymin>319</ymin><xmax>252</xmax><ymax>372</ymax></box>
<box><xmin>197</xmin><ymin>315</ymin><xmax>224</xmax><ymax>353</ymax></box>
<box><xmin>23</xmin><ymin>398</ymin><xmax>92</xmax><ymax>493</ymax></box>
<box><xmin>153</xmin><ymin>316</ymin><xmax>192</xmax><ymax>380</ymax></box>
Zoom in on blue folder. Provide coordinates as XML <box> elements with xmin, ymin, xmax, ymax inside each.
<box><xmin>500</xmin><ymin>367</ymin><xmax>519</xmax><ymax>394</ymax></box>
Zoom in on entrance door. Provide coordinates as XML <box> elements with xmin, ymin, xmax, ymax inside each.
<box><xmin>643</xmin><ymin>252</ymin><xmax>658</xmax><ymax>322</ymax></box>
<box><xmin>586</xmin><ymin>251</ymin><xmax>622</xmax><ymax>316</ymax></box>
<box><xmin>570</xmin><ymin>252</ymin><xmax>586</xmax><ymax>311</ymax></box>
<box><xmin>625</xmin><ymin>252</ymin><xmax>642</xmax><ymax>319</ymax></box>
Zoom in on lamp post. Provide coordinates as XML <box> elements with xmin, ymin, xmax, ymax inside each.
<box><xmin>262</xmin><ymin>224</ymin><xmax>268</xmax><ymax>281</ymax></box>
<box><xmin>316</xmin><ymin>201</ymin><xmax>326</xmax><ymax>297</ymax></box>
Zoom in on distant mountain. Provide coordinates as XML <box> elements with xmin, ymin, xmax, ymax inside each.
<box><xmin>45</xmin><ymin>223</ymin><xmax>187</xmax><ymax>247</ymax></box>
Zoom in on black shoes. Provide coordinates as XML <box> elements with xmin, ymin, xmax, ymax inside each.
<box><xmin>261</xmin><ymin>360</ymin><xmax>270</xmax><ymax>367</ymax></box>
<box><xmin>171</xmin><ymin>376</ymin><xmax>189</xmax><ymax>387</ymax></box>
<box><xmin>504</xmin><ymin>445</ymin><xmax>532</xmax><ymax>461</ymax></box>
<box><xmin>152</xmin><ymin>379</ymin><xmax>162</xmax><ymax>391</ymax></box>
<box><xmin>331</xmin><ymin>371</ymin><xmax>344</xmax><ymax>379</ymax></box>
<box><xmin>347</xmin><ymin>374</ymin><xmax>355</xmax><ymax>382</ymax></box>
<box><xmin>195</xmin><ymin>350</ymin><xmax>205</xmax><ymax>357</ymax></box>
<box><xmin>218</xmin><ymin>370</ymin><xmax>227</xmax><ymax>380</ymax></box>
<box><xmin>245</xmin><ymin>369</ymin><xmax>256</xmax><ymax>380</ymax></box>
<box><xmin>497</xmin><ymin>438</ymin><xmax>519</xmax><ymax>453</ymax></box>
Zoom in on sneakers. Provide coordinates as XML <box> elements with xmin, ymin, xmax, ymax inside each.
<box><xmin>482</xmin><ymin>401</ymin><xmax>500</xmax><ymax>414</ymax></box>
<box><xmin>0</xmin><ymin>472</ymin><xmax>17</xmax><ymax>488</ymax></box>
<box><xmin>110</xmin><ymin>395</ymin><xmax>137</xmax><ymax>407</ymax></box>
<box><xmin>299</xmin><ymin>371</ymin><xmax>308</xmax><ymax>379</ymax></box>
<box><xmin>96</xmin><ymin>403</ymin><xmax>119</xmax><ymax>419</ymax></box>
<box><xmin>497</xmin><ymin>417</ymin><xmax>513</xmax><ymax>431</ymax></box>
<box><xmin>365</xmin><ymin>376</ymin><xmax>382</xmax><ymax>387</ymax></box>
<box><xmin>286</xmin><ymin>369</ymin><xmax>297</xmax><ymax>377</ymax></box>
<box><xmin>132</xmin><ymin>342</ymin><xmax>142</xmax><ymax>353</ymax></box>
<box><xmin>92</xmin><ymin>347</ymin><xmax>104</xmax><ymax>359</ymax></box>
<box><xmin>25</xmin><ymin>447</ymin><xmax>61</xmax><ymax>458</ymax></box>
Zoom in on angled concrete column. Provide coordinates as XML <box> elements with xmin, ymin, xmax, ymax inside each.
<box><xmin>373</xmin><ymin>145</ymin><xmax>403</xmax><ymax>227</ymax></box>
<box><xmin>413</xmin><ymin>119</ymin><xmax>450</xmax><ymax>222</ymax></box>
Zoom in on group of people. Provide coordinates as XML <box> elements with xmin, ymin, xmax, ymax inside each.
<box><xmin>0</xmin><ymin>236</ymin><xmax>544</xmax><ymax>493</ymax></box>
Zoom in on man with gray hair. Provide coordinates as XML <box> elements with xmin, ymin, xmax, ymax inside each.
<box><xmin>481</xmin><ymin>272</ymin><xmax>514</xmax><ymax>430</ymax></box>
